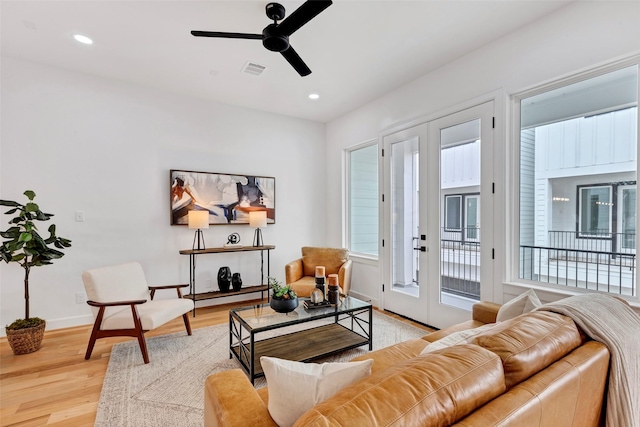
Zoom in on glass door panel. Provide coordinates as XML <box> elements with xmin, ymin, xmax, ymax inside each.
<box><xmin>382</xmin><ymin>123</ymin><xmax>430</xmax><ymax>325</ymax></box>
<box><xmin>439</xmin><ymin>120</ymin><xmax>481</xmax><ymax>309</ymax></box>
<box><xmin>391</xmin><ymin>137</ymin><xmax>420</xmax><ymax>296</ymax></box>
<box><xmin>426</xmin><ymin>101</ymin><xmax>494</xmax><ymax>327</ymax></box>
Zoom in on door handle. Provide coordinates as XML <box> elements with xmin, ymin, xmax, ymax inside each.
<box><xmin>413</xmin><ymin>246</ymin><xmax>426</xmax><ymax>252</ymax></box>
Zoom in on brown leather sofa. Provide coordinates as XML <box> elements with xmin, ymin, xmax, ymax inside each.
<box><xmin>284</xmin><ymin>247</ymin><xmax>352</xmax><ymax>297</ymax></box>
<box><xmin>204</xmin><ymin>301</ymin><xmax>610</xmax><ymax>426</ymax></box>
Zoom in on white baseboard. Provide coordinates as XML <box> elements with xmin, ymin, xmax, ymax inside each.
<box><xmin>349</xmin><ymin>290</ymin><xmax>378</xmax><ymax>308</ymax></box>
<box><xmin>46</xmin><ymin>314</ymin><xmax>94</xmax><ymax>331</ymax></box>
<box><xmin>0</xmin><ymin>314</ymin><xmax>94</xmax><ymax>337</ymax></box>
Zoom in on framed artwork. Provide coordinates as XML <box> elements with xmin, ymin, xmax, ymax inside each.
<box><xmin>170</xmin><ymin>169</ymin><xmax>276</xmax><ymax>225</ymax></box>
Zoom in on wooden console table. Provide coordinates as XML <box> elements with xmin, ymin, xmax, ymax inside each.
<box><xmin>179</xmin><ymin>245</ymin><xmax>275</xmax><ymax>316</ymax></box>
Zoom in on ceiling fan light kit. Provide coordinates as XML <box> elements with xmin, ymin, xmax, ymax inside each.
<box><xmin>191</xmin><ymin>0</ymin><xmax>332</xmax><ymax>77</ymax></box>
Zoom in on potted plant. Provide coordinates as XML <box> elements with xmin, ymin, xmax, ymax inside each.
<box><xmin>0</xmin><ymin>190</ymin><xmax>72</xmax><ymax>355</ymax></box>
<box><xmin>269</xmin><ymin>277</ymin><xmax>298</xmax><ymax>313</ymax></box>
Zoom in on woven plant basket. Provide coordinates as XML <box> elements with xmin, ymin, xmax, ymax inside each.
<box><xmin>6</xmin><ymin>321</ymin><xmax>46</xmax><ymax>355</ymax></box>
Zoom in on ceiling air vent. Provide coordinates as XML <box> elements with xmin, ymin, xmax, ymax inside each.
<box><xmin>242</xmin><ymin>62</ymin><xmax>266</xmax><ymax>76</ymax></box>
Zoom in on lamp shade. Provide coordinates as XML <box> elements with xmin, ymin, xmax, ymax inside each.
<box><xmin>188</xmin><ymin>210</ymin><xmax>209</xmax><ymax>229</ymax></box>
<box><xmin>249</xmin><ymin>211</ymin><xmax>267</xmax><ymax>228</ymax></box>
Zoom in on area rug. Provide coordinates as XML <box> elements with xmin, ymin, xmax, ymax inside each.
<box><xmin>94</xmin><ymin>311</ymin><xmax>429</xmax><ymax>427</ymax></box>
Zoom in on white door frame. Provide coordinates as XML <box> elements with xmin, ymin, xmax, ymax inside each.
<box><xmin>426</xmin><ymin>101</ymin><xmax>495</xmax><ymax>327</ymax></box>
<box><xmin>380</xmin><ymin>123</ymin><xmax>430</xmax><ymax>324</ymax></box>
<box><xmin>379</xmin><ymin>100</ymin><xmax>495</xmax><ymax>328</ymax></box>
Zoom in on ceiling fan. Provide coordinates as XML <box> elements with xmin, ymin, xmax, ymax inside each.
<box><xmin>191</xmin><ymin>1</ymin><xmax>332</xmax><ymax>77</ymax></box>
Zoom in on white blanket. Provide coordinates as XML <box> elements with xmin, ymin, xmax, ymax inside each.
<box><xmin>536</xmin><ymin>293</ymin><xmax>640</xmax><ymax>427</ymax></box>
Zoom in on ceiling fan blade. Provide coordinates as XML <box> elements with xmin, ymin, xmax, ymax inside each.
<box><xmin>191</xmin><ymin>31</ymin><xmax>262</xmax><ymax>40</ymax></box>
<box><xmin>280</xmin><ymin>45</ymin><xmax>311</xmax><ymax>76</ymax></box>
<box><xmin>277</xmin><ymin>0</ymin><xmax>332</xmax><ymax>37</ymax></box>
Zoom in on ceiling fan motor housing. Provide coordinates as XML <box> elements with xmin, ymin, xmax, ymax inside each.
<box><xmin>262</xmin><ymin>24</ymin><xmax>289</xmax><ymax>52</ymax></box>
<box><xmin>265</xmin><ymin>3</ymin><xmax>286</xmax><ymax>21</ymax></box>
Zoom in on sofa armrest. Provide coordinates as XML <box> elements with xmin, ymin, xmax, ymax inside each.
<box><xmin>285</xmin><ymin>259</ymin><xmax>304</xmax><ymax>284</ymax></box>
<box><xmin>338</xmin><ymin>259</ymin><xmax>353</xmax><ymax>295</ymax></box>
<box><xmin>472</xmin><ymin>301</ymin><xmax>501</xmax><ymax>324</ymax></box>
<box><xmin>204</xmin><ymin>370</ymin><xmax>276</xmax><ymax>427</ymax></box>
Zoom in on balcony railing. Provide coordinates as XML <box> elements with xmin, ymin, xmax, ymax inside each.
<box><xmin>548</xmin><ymin>230</ymin><xmax>636</xmax><ymax>255</ymax></box>
<box><xmin>519</xmin><ymin>245</ymin><xmax>635</xmax><ymax>296</ymax></box>
<box><xmin>441</xmin><ymin>227</ymin><xmax>480</xmax><ymax>300</ymax></box>
<box><xmin>440</xmin><ymin>227</ymin><xmax>637</xmax><ymax>299</ymax></box>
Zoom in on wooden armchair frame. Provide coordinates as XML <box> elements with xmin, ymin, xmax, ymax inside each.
<box><xmin>84</xmin><ymin>284</ymin><xmax>192</xmax><ymax>364</ymax></box>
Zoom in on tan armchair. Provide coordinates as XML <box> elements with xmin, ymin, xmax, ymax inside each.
<box><xmin>285</xmin><ymin>247</ymin><xmax>352</xmax><ymax>297</ymax></box>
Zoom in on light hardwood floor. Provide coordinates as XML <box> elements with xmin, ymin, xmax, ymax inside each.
<box><xmin>0</xmin><ymin>299</ymin><xmax>433</xmax><ymax>426</ymax></box>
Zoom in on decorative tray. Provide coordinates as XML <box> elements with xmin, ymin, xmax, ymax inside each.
<box><xmin>303</xmin><ymin>300</ymin><xmax>331</xmax><ymax>310</ymax></box>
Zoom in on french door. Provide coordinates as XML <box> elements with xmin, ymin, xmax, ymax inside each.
<box><xmin>381</xmin><ymin>102</ymin><xmax>494</xmax><ymax>328</ymax></box>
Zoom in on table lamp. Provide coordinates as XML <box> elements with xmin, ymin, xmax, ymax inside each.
<box><xmin>249</xmin><ymin>211</ymin><xmax>267</xmax><ymax>247</ymax></box>
<box><xmin>188</xmin><ymin>210</ymin><xmax>209</xmax><ymax>250</ymax></box>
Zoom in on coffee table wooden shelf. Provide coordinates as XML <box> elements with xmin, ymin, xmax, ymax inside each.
<box><xmin>229</xmin><ymin>296</ymin><xmax>373</xmax><ymax>384</ymax></box>
<box><xmin>231</xmin><ymin>323</ymin><xmax>369</xmax><ymax>377</ymax></box>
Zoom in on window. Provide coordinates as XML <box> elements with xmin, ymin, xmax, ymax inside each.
<box><xmin>347</xmin><ymin>142</ymin><xmax>378</xmax><ymax>256</ymax></box>
<box><xmin>620</xmin><ymin>186</ymin><xmax>636</xmax><ymax>250</ymax></box>
<box><xmin>465</xmin><ymin>195</ymin><xmax>479</xmax><ymax>240</ymax></box>
<box><xmin>517</xmin><ymin>63</ymin><xmax>638</xmax><ymax>297</ymax></box>
<box><xmin>443</xmin><ymin>193</ymin><xmax>480</xmax><ymax>240</ymax></box>
<box><xmin>578</xmin><ymin>185</ymin><xmax>612</xmax><ymax>237</ymax></box>
<box><xmin>444</xmin><ymin>195</ymin><xmax>462</xmax><ymax>231</ymax></box>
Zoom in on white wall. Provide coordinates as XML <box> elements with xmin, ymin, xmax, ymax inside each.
<box><xmin>325</xmin><ymin>1</ymin><xmax>640</xmax><ymax>305</ymax></box>
<box><xmin>0</xmin><ymin>57</ymin><xmax>326</xmax><ymax>331</ymax></box>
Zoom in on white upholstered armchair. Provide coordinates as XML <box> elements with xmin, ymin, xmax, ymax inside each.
<box><xmin>81</xmin><ymin>262</ymin><xmax>193</xmax><ymax>364</ymax></box>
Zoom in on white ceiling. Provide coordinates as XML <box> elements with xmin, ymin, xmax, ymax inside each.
<box><xmin>1</xmin><ymin>0</ymin><xmax>572</xmax><ymax>123</ymax></box>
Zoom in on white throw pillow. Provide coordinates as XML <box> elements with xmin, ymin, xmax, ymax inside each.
<box><xmin>496</xmin><ymin>289</ymin><xmax>541</xmax><ymax>322</ymax></box>
<box><xmin>261</xmin><ymin>356</ymin><xmax>373</xmax><ymax>427</ymax></box>
<box><xmin>420</xmin><ymin>323</ymin><xmax>497</xmax><ymax>354</ymax></box>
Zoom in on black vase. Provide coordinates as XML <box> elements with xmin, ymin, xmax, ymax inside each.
<box><xmin>217</xmin><ymin>267</ymin><xmax>232</xmax><ymax>292</ymax></box>
<box><xmin>232</xmin><ymin>273</ymin><xmax>242</xmax><ymax>292</ymax></box>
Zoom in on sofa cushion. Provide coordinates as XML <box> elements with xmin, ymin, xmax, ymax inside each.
<box><xmin>100</xmin><ymin>298</ymin><xmax>193</xmax><ymax>330</ymax></box>
<box><xmin>301</xmin><ymin>247</ymin><xmax>348</xmax><ymax>277</ymax></box>
<box><xmin>471</xmin><ymin>311</ymin><xmax>585</xmax><ymax>389</ymax></box>
<box><xmin>294</xmin><ymin>344</ymin><xmax>506</xmax><ymax>427</ymax></box>
<box><xmin>453</xmin><ymin>341</ymin><xmax>610</xmax><ymax>427</ymax></box>
<box><xmin>261</xmin><ymin>356</ymin><xmax>373</xmax><ymax>427</ymax></box>
<box><xmin>422</xmin><ymin>320</ymin><xmax>487</xmax><ymax>343</ymax></box>
<box><xmin>420</xmin><ymin>323</ymin><xmax>498</xmax><ymax>354</ymax></box>
<box><xmin>351</xmin><ymin>337</ymin><xmax>431</xmax><ymax>374</ymax></box>
<box><xmin>496</xmin><ymin>289</ymin><xmax>541</xmax><ymax>322</ymax></box>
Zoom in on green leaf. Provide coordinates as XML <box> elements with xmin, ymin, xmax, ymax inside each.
<box><xmin>6</xmin><ymin>241</ymin><xmax>24</xmax><ymax>251</ymax></box>
<box><xmin>23</xmin><ymin>247</ymin><xmax>38</xmax><ymax>256</ymax></box>
<box><xmin>18</xmin><ymin>233</ymin><xmax>33</xmax><ymax>243</ymax></box>
<box><xmin>23</xmin><ymin>190</ymin><xmax>36</xmax><ymax>200</ymax></box>
<box><xmin>0</xmin><ymin>229</ymin><xmax>20</xmax><ymax>238</ymax></box>
<box><xmin>25</xmin><ymin>203</ymin><xmax>39</xmax><ymax>213</ymax></box>
<box><xmin>48</xmin><ymin>224</ymin><xmax>56</xmax><ymax>234</ymax></box>
<box><xmin>0</xmin><ymin>200</ymin><xmax>20</xmax><ymax>207</ymax></box>
<box><xmin>36</xmin><ymin>211</ymin><xmax>49</xmax><ymax>221</ymax></box>
<box><xmin>3</xmin><ymin>208</ymin><xmax>18</xmax><ymax>215</ymax></box>
<box><xmin>11</xmin><ymin>253</ymin><xmax>25</xmax><ymax>262</ymax></box>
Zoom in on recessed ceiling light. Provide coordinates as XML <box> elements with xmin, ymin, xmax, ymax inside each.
<box><xmin>73</xmin><ymin>34</ymin><xmax>93</xmax><ymax>45</ymax></box>
<box><xmin>308</xmin><ymin>93</ymin><xmax>320</xmax><ymax>100</ymax></box>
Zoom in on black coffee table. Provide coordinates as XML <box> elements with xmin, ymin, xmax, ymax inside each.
<box><xmin>229</xmin><ymin>296</ymin><xmax>373</xmax><ymax>384</ymax></box>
